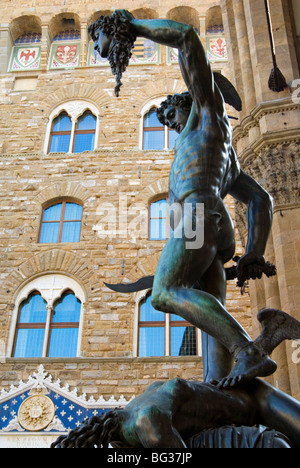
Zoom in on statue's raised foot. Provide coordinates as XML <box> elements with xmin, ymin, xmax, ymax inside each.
<box><xmin>214</xmin><ymin>308</ymin><xmax>300</xmax><ymax>389</ymax></box>
<box><xmin>215</xmin><ymin>344</ymin><xmax>277</xmax><ymax>389</ymax></box>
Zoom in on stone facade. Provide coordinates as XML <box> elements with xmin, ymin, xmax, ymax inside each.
<box><xmin>0</xmin><ymin>0</ymin><xmax>299</xmax><ymax>446</ymax></box>
<box><xmin>0</xmin><ymin>0</ymin><xmax>252</xmax><ymax>403</ymax></box>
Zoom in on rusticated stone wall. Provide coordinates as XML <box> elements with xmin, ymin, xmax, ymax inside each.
<box><xmin>0</xmin><ymin>0</ymin><xmax>252</xmax><ymax>400</ymax></box>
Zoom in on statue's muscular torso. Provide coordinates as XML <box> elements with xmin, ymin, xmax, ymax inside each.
<box><xmin>168</xmin><ymin>101</ymin><xmax>240</xmax><ymax>206</ymax></box>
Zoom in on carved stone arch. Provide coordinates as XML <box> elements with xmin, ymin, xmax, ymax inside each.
<box><xmin>17</xmin><ymin>287</ymin><xmax>48</xmax><ymax>306</ymax></box>
<box><xmin>48</xmin><ymin>100</ymin><xmax>100</xmax><ymax>123</ymax></box>
<box><xmin>131</xmin><ymin>8</ymin><xmax>159</xmax><ymax>20</ymax></box>
<box><xmin>41</xmin><ymin>86</ymin><xmax>111</xmax><ymax>117</ymax></box>
<box><xmin>167</xmin><ymin>7</ymin><xmax>200</xmax><ymax>32</ymax></box>
<box><xmin>48</xmin><ymin>12</ymin><xmax>81</xmax><ymax>42</ymax></box>
<box><xmin>41</xmin><ymin>91</ymin><xmax>111</xmax><ymax>154</ymax></box>
<box><xmin>140</xmin><ymin>97</ymin><xmax>166</xmax><ymax>118</ymax></box>
<box><xmin>34</xmin><ymin>181</ymin><xmax>92</xmax><ymax>207</ymax></box>
<box><xmin>1</xmin><ymin>249</ymin><xmax>98</xmax><ymax>306</ymax></box>
<box><xmin>9</xmin><ymin>15</ymin><xmax>42</xmax><ymax>42</ymax></box>
<box><xmin>53</xmin><ymin>286</ymin><xmax>80</xmax><ymax>308</ymax></box>
<box><xmin>87</xmin><ymin>10</ymin><xmax>112</xmax><ymax>28</ymax></box>
<box><xmin>12</xmin><ymin>274</ymin><xmax>86</xmax><ymax>307</ymax></box>
<box><xmin>6</xmin><ymin>273</ymin><xmax>87</xmax><ymax>358</ymax></box>
<box><xmin>205</xmin><ymin>6</ymin><xmax>224</xmax><ymax>33</ymax></box>
<box><xmin>135</xmin><ymin>178</ymin><xmax>169</xmax><ymax>204</ymax></box>
<box><xmin>132</xmin><ymin>78</ymin><xmax>186</xmax><ymax>114</ymax></box>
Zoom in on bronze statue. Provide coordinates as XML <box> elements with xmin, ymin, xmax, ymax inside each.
<box><xmin>53</xmin><ymin>11</ymin><xmax>300</xmax><ymax>449</ymax></box>
<box><xmin>51</xmin><ymin>375</ymin><xmax>300</xmax><ymax>448</ymax></box>
<box><xmin>89</xmin><ymin>10</ymin><xmax>282</xmax><ymax>387</ymax></box>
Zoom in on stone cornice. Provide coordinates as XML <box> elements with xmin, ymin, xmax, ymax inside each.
<box><xmin>233</xmin><ymin>97</ymin><xmax>300</xmax><ymax>150</ymax></box>
<box><xmin>238</xmin><ymin>129</ymin><xmax>300</xmax><ymax>165</ymax></box>
<box><xmin>0</xmin><ymin>149</ymin><xmax>174</xmax><ymax>159</ymax></box>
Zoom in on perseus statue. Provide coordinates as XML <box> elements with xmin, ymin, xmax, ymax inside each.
<box><xmin>88</xmin><ymin>10</ymin><xmax>285</xmax><ymax>387</ymax></box>
<box><xmin>51</xmin><ymin>10</ymin><xmax>300</xmax><ymax>450</ymax></box>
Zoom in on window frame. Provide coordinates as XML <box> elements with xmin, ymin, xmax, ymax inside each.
<box><xmin>148</xmin><ymin>195</ymin><xmax>170</xmax><ymax>241</ymax></box>
<box><xmin>137</xmin><ymin>291</ymin><xmax>199</xmax><ymax>357</ymax></box>
<box><xmin>46</xmin><ymin>290</ymin><xmax>81</xmax><ymax>357</ymax></box>
<box><xmin>38</xmin><ymin>199</ymin><xmax>83</xmax><ymax>244</ymax></box>
<box><xmin>142</xmin><ymin>107</ymin><xmax>176</xmax><ymax>151</ymax></box>
<box><xmin>139</xmin><ymin>99</ymin><xmax>177</xmax><ymax>151</ymax></box>
<box><xmin>12</xmin><ymin>291</ymin><xmax>47</xmax><ymax>358</ymax></box>
<box><xmin>47</xmin><ymin>111</ymin><xmax>72</xmax><ymax>154</ymax></box>
<box><xmin>143</xmin><ymin>107</ymin><xmax>165</xmax><ymax>151</ymax></box>
<box><xmin>8</xmin><ymin>275</ymin><xmax>86</xmax><ymax>359</ymax></box>
<box><xmin>72</xmin><ymin>110</ymin><xmax>97</xmax><ymax>154</ymax></box>
<box><xmin>43</xmin><ymin>101</ymin><xmax>99</xmax><ymax>155</ymax></box>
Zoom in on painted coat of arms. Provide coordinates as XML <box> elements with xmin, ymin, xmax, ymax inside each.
<box><xmin>56</xmin><ymin>45</ymin><xmax>78</xmax><ymax>64</ymax></box>
<box><xmin>207</xmin><ymin>37</ymin><xmax>228</xmax><ymax>61</ymax></box>
<box><xmin>9</xmin><ymin>46</ymin><xmax>41</xmax><ymax>71</ymax></box>
<box><xmin>50</xmin><ymin>43</ymin><xmax>80</xmax><ymax>69</ymax></box>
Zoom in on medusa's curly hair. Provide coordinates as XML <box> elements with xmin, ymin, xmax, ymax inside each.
<box><xmin>51</xmin><ymin>409</ymin><xmax>122</xmax><ymax>448</ymax></box>
<box><xmin>156</xmin><ymin>92</ymin><xmax>193</xmax><ymax>126</ymax></box>
<box><xmin>88</xmin><ymin>11</ymin><xmax>137</xmax><ymax>97</ymax></box>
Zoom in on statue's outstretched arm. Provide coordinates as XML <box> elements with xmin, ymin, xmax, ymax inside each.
<box><xmin>130</xmin><ymin>18</ymin><xmax>215</xmax><ymax>110</ymax></box>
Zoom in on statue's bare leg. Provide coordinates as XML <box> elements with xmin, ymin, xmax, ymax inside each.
<box><xmin>151</xmin><ymin>203</ymin><xmax>276</xmax><ymax>387</ymax></box>
<box><xmin>200</xmin><ymin>255</ymin><xmax>234</xmax><ymax>382</ymax></box>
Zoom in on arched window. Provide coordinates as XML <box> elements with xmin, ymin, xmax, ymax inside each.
<box><xmin>9</xmin><ymin>275</ymin><xmax>85</xmax><ymax>358</ymax></box>
<box><xmin>48</xmin><ymin>112</ymin><xmax>72</xmax><ymax>153</ymax></box>
<box><xmin>149</xmin><ymin>197</ymin><xmax>169</xmax><ymax>240</ymax></box>
<box><xmin>138</xmin><ymin>292</ymin><xmax>197</xmax><ymax>357</ymax></box>
<box><xmin>39</xmin><ymin>200</ymin><xmax>83</xmax><ymax>243</ymax></box>
<box><xmin>48</xmin><ymin>110</ymin><xmax>97</xmax><ymax>154</ymax></box>
<box><xmin>48</xmin><ymin>291</ymin><xmax>81</xmax><ymax>357</ymax></box>
<box><xmin>143</xmin><ymin>107</ymin><xmax>176</xmax><ymax>150</ymax></box>
<box><xmin>73</xmin><ymin>111</ymin><xmax>97</xmax><ymax>153</ymax></box>
<box><xmin>13</xmin><ymin>292</ymin><xmax>47</xmax><ymax>358</ymax></box>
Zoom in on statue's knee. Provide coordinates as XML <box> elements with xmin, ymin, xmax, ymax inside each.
<box><xmin>151</xmin><ymin>289</ymin><xmax>168</xmax><ymax>311</ymax></box>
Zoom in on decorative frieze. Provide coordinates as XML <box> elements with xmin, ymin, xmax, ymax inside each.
<box><xmin>250</xmin><ymin>140</ymin><xmax>300</xmax><ymax>207</ymax></box>
<box><xmin>234</xmin><ymin>139</ymin><xmax>300</xmax><ymax>244</ymax></box>
<box><xmin>0</xmin><ymin>364</ymin><xmax>132</xmax><ymax>444</ymax></box>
